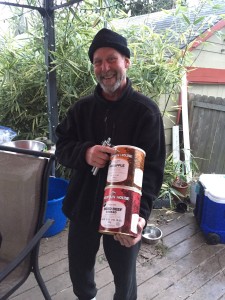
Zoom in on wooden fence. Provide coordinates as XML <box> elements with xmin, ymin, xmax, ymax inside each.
<box><xmin>189</xmin><ymin>93</ymin><xmax>225</xmax><ymax>174</ymax></box>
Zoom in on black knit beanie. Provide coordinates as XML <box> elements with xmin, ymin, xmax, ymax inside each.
<box><xmin>88</xmin><ymin>28</ymin><xmax>130</xmax><ymax>63</ymax></box>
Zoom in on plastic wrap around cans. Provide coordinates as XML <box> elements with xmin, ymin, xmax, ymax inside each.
<box><xmin>106</xmin><ymin>145</ymin><xmax>146</xmax><ymax>190</ymax></box>
<box><xmin>99</xmin><ymin>186</ymin><xmax>142</xmax><ymax>237</ymax></box>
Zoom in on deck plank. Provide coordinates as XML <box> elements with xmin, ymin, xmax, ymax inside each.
<box><xmin>9</xmin><ymin>209</ymin><xmax>225</xmax><ymax>300</ymax></box>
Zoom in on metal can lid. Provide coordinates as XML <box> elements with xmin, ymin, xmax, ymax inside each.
<box><xmin>112</xmin><ymin>145</ymin><xmax>146</xmax><ymax>156</ymax></box>
<box><xmin>104</xmin><ymin>185</ymin><xmax>142</xmax><ymax>195</ymax></box>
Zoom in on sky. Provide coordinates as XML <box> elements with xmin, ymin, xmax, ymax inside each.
<box><xmin>0</xmin><ymin>4</ymin><xmax>13</xmax><ymax>34</ymax></box>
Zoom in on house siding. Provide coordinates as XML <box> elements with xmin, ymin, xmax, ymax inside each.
<box><xmin>190</xmin><ymin>27</ymin><xmax>225</xmax><ymax>69</ymax></box>
<box><xmin>188</xmin><ymin>84</ymin><xmax>225</xmax><ymax>98</ymax></box>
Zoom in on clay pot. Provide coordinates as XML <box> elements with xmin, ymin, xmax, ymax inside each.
<box><xmin>172</xmin><ymin>179</ymin><xmax>189</xmax><ymax>200</ymax></box>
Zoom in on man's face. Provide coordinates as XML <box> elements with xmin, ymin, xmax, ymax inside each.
<box><xmin>93</xmin><ymin>47</ymin><xmax>130</xmax><ymax>96</ymax></box>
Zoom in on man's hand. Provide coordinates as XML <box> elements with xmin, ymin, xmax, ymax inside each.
<box><xmin>114</xmin><ymin>217</ymin><xmax>146</xmax><ymax>247</ymax></box>
<box><xmin>86</xmin><ymin>145</ymin><xmax>116</xmax><ymax>168</ymax></box>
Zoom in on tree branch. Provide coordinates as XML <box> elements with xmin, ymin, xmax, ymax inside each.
<box><xmin>0</xmin><ymin>0</ymin><xmax>83</xmax><ymax>14</ymax></box>
<box><xmin>0</xmin><ymin>1</ymin><xmax>45</xmax><ymax>15</ymax></box>
<box><xmin>50</xmin><ymin>0</ymin><xmax>82</xmax><ymax>11</ymax></box>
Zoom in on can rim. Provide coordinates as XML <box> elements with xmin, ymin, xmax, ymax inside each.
<box><xmin>112</xmin><ymin>145</ymin><xmax>146</xmax><ymax>156</ymax></box>
<box><xmin>104</xmin><ymin>185</ymin><xmax>142</xmax><ymax>195</ymax></box>
<box><xmin>99</xmin><ymin>229</ymin><xmax>137</xmax><ymax>237</ymax></box>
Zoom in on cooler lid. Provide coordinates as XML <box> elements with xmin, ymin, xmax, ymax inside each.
<box><xmin>199</xmin><ymin>174</ymin><xmax>225</xmax><ymax>203</ymax></box>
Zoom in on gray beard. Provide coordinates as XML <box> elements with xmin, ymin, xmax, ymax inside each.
<box><xmin>98</xmin><ymin>74</ymin><xmax>125</xmax><ymax>95</ymax></box>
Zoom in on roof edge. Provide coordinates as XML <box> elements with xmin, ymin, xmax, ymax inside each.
<box><xmin>189</xmin><ymin>19</ymin><xmax>225</xmax><ymax>51</ymax></box>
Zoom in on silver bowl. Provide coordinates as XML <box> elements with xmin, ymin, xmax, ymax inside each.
<box><xmin>142</xmin><ymin>224</ymin><xmax>162</xmax><ymax>245</ymax></box>
<box><xmin>3</xmin><ymin>140</ymin><xmax>46</xmax><ymax>152</ymax></box>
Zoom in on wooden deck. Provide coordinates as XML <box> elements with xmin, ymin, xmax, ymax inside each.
<box><xmin>9</xmin><ymin>208</ymin><xmax>225</xmax><ymax>300</ymax></box>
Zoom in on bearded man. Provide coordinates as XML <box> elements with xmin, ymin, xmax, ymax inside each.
<box><xmin>55</xmin><ymin>28</ymin><xmax>165</xmax><ymax>300</ymax></box>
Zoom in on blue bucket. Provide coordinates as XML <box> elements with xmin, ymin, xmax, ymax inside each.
<box><xmin>43</xmin><ymin>176</ymin><xmax>69</xmax><ymax>237</ymax></box>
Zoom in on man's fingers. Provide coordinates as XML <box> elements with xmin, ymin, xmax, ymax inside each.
<box><xmin>100</xmin><ymin>146</ymin><xmax>117</xmax><ymax>155</ymax></box>
<box><xmin>86</xmin><ymin>145</ymin><xmax>117</xmax><ymax>168</ymax></box>
<box><xmin>92</xmin><ymin>145</ymin><xmax>116</xmax><ymax>166</ymax></box>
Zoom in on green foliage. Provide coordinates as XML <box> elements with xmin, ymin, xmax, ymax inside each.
<box><xmin>0</xmin><ymin>0</ymin><xmax>218</xmax><ymax>142</ymax></box>
<box><xmin>53</xmin><ymin>9</ymin><xmax>98</xmax><ymax>120</ymax></box>
<box><xmin>123</xmin><ymin>25</ymin><xmax>190</xmax><ymax>103</ymax></box>
<box><xmin>0</xmin><ymin>28</ymin><xmax>47</xmax><ymax>139</ymax></box>
<box><xmin>0</xmin><ymin>5</ymin><xmax>97</xmax><ymax>139</ymax></box>
<box><xmin>121</xmin><ymin>0</ymin><xmax>174</xmax><ymax>16</ymax></box>
<box><xmin>159</xmin><ymin>150</ymin><xmax>200</xmax><ymax>204</ymax></box>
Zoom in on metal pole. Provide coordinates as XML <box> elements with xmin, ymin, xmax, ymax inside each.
<box><xmin>43</xmin><ymin>0</ymin><xmax>58</xmax><ymax>144</ymax></box>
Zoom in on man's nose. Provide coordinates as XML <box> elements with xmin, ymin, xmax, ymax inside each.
<box><xmin>101</xmin><ymin>60</ymin><xmax>110</xmax><ymax>72</ymax></box>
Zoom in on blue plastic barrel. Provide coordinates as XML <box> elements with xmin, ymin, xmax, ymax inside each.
<box><xmin>43</xmin><ymin>177</ymin><xmax>69</xmax><ymax>237</ymax></box>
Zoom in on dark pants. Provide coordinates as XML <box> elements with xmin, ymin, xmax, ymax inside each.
<box><xmin>68</xmin><ymin>220</ymin><xmax>141</xmax><ymax>300</ymax></box>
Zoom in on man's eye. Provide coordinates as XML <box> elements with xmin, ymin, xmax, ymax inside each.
<box><xmin>93</xmin><ymin>60</ymin><xmax>101</xmax><ymax>66</ymax></box>
<box><xmin>108</xmin><ymin>57</ymin><xmax>117</xmax><ymax>63</ymax></box>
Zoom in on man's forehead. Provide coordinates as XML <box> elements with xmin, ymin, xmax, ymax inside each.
<box><xmin>93</xmin><ymin>47</ymin><xmax>122</xmax><ymax>59</ymax></box>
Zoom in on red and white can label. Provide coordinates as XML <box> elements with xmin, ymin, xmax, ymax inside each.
<box><xmin>101</xmin><ymin>200</ymin><xmax>126</xmax><ymax>229</ymax></box>
<box><xmin>106</xmin><ymin>145</ymin><xmax>146</xmax><ymax>190</ymax></box>
<box><xmin>107</xmin><ymin>158</ymin><xmax>129</xmax><ymax>183</ymax></box>
<box><xmin>99</xmin><ymin>186</ymin><xmax>141</xmax><ymax>237</ymax></box>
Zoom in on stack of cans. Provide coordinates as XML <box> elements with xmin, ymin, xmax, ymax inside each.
<box><xmin>99</xmin><ymin>145</ymin><xmax>146</xmax><ymax>237</ymax></box>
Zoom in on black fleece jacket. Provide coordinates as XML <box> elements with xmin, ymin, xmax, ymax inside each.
<box><xmin>55</xmin><ymin>79</ymin><xmax>165</xmax><ymax>228</ymax></box>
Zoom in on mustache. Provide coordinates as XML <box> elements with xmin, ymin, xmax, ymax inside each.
<box><xmin>100</xmin><ymin>72</ymin><xmax>116</xmax><ymax>79</ymax></box>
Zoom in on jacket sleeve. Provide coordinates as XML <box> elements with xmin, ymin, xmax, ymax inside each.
<box><xmin>55</xmin><ymin>104</ymin><xmax>94</xmax><ymax>170</ymax></box>
<box><xmin>137</xmin><ymin>109</ymin><xmax>166</xmax><ymax>224</ymax></box>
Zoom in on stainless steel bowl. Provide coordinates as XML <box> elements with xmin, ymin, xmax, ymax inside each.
<box><xmin>3</xmin><ymin>140</ymin><xmax>46</xmax><ymax>151</ymax></box>
<box><xmin>142</xmin><ymin>225</ymin><xmax>162</xmax><ymax>245</ymax></box>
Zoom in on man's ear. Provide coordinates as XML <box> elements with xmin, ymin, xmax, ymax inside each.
<box><xmin>125</xmin><ymin>57</ymin><xmax>131</xmax><ymax>69</ymax></box>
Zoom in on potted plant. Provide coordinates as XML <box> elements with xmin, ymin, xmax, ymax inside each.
<box><xmin>157</xmin><ymin>153</ymin><xmax>183</xmax><ymax>208</ymax></box>
<box><xmin>172</xmin><ymin>150</ymin><xmax>200</xmax><ymax>199</ymax></box>
<box><xmin>172</xmin><ymin>160</ymin><xmax>190</xmax><ymax>200</ymax></box>
<box><xmin>157</xmin><ymin>150</ymin><xmax>200</xmax><ymax>208</ymax></box>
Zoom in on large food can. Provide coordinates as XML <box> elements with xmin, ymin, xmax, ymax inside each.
<box><xmin>99</xmin><ymin>145</ymin><xmax>146</xmax><ymax>237</ymax></box>
<box><xmin>106</xmin><ymin>145</ymin><xmax>146</xmax><ymax>190</ymax></box>
<box><xmin>99</xmin><ymin>185</ymin><xmax>142</xmax><ymax>237</ymax></box>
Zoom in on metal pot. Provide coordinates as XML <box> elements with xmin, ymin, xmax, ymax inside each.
<box><xmin>142</xmin><ymin>225</ymin><xmax>163</xmax><ymax>245</ymax></box>
<box><xmin>3</xmin><ymin>140</ymin><xmax>46</xmax><ymax>151</ymax></box>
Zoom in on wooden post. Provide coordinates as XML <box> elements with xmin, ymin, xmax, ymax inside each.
<box><xmin>181</xmin><ymin>72</ymin><xmax>192</xmax><ymax>182</ymax></box>
<box><xmin>172</xmin><ymin>125</ymin><xmax>180</xmax><ymax>163</ymax></box>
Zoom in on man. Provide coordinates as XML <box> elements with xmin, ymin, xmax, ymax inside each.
<box><xmin>55</xmin><ymin>28</ymin><xmax>165</xmax><ymax>300</ymax></box>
